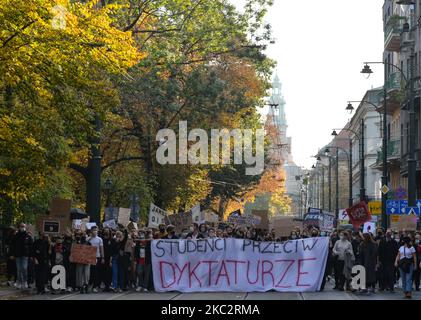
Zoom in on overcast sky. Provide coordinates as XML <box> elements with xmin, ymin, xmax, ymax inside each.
<box><xmin>231</xmin><ymin>0</ymin><xmax>385</xmax><ymax>169</ymax></box>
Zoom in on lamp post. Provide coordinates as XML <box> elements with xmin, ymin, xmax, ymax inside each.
<box><xmin>331</xmin><ymin>130</ymin><xmax>353</xmax><ymax>208</ymax></box>
<box><xmin>361</xmin><ymin>56</ymin><xmax>411</xmax><ymax>228</ymax></box>
<box><xmin>325</xmin><ymin>146</ymin><xmax>350</xmax><ymax>220</ymax></box>
<box><xmin>104</xmin><ymin>178</ymin><xmax>112</xmax><ymax>208</ymax></box>
<box><xmin>332</xmin><ymin>123</ymin><xmax>364</xmax><ymax>202</ymax></box>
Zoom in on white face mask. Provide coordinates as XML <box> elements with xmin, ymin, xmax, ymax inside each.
<box><xmin>339</xmin><ymin>235</ymin><xmax>345</xmax><ymax>240</ymax></box>
<box><xmin>189</xmin><ymin>227</ymin><xmax>194</xmax><ymax>232</ymax></box>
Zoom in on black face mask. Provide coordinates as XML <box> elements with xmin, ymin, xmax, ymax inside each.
<box><xmin>159</xmin><ymin>228</ymin><xmax>165</xmax><ymax>232</ymax></box>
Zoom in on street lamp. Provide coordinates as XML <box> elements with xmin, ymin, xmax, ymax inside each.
<box><xmin>104</xmin><ymin>178</ymin><xmax>112</xmax><ymax>207</ymax></box>
<box><xmin>331</xmin><ymin>130</ymin><xmax>353</xmax><ymax>208</ymax></box>
<box><xmin>361</xmin><ymin>56</ymin><xmax>412</xmax><ymax>229</ymax></box>
<box><xmin>332</xmin><ymin>122</ymin><xmax>365</xmax><ymax>203</ymax></box>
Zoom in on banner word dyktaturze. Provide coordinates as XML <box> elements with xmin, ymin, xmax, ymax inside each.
<box><xmin>151</xmin><ymin>238</ymin><xmax>329</xmax><ymax>293</ymax></box>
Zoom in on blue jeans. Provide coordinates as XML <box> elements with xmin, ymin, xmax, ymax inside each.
<box><xmin>111</xmin><ymin>256</ymin><xmax>119</xmax><ymax>289</ymax></box>
<box><xmin>400</xmin><ymin>264</ymin><xmax>414</xmax><ymax>293</ymax></box>
<box><xmin>16</xmin><ymin>257</ymin><xmax>28</xmax><ymax>284</ymax></box>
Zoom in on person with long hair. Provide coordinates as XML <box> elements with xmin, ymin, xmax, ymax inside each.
<box><xmin>332</xmin><ymin>230</ymin><xmax>354</xmax><ymax>291</ymax></box>
<box><xmin>395</xmin><ymin>236</ymin><xmax>417</xmax><ymax>298</ymax></box>
<box><xmin>360</xmin><ymin>233</ymin><xmax>378</xmax><ymax>294</ymax></box>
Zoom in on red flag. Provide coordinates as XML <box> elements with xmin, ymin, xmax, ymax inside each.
<box><xmin>345</xmin><ymin>201</ymin><xmax>371</xmax><ymax>228</ymax></box>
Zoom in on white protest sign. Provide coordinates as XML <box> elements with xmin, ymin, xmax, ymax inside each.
<box><xmin>72</xmin><ymin>219</ymin><xmax>83</xmax><ymax>230</ymax></box>
<box><xmin>103</xmin><ymin>219</ymin><xmax>117</xmax><ymax>230</ymax></box>
<box><xmin>152</xmin><ymin>237</ymin><xmax>329</xmax><ymax>292</ymax></box>
<box><xmin>363</xmin><ymin>222</ymin><xmax>376</xmax><ymax>234</ymax></box>
<box><xmin>191</xmin><ymin>204</ymin><xmax>201</xmax><ymax>223</ymax></box>
<box><xmin>86</xmin><ymin>222</ymin><xmax>97</xmax><ymax>230</ymax></box>
<box><xmin>118</xmin><ymin>208</ymin><xmax>131</xmax><ymax>226</ymax></box>
<box><xmin>149</xmin><ymin>203</ymin><xmax>169</xmax><ymax>228</ymax></box>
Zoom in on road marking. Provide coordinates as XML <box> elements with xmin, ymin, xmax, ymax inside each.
<box><xmin>106</xmin><ymin>291</ymin><xmax>130</xmax><ymax>300</ymax></box>
<box><xmin>169</xmin><ymin>293</ymin><xmax>181</xmax><ymax>300</ymax></box>
<box><xmin>299</xmin><ymin>292</ymin><xmax>304</xmax><ymax>300</ymax></box>
<box><xmin>53</xmin><ymin>293</ymin><xmax>80</xmax><ymax>300</ymax></box>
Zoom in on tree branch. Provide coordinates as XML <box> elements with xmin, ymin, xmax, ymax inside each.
<box><xmin>1</xmin><ymin>20</ymin><xmax>36</xmax><ymax>49</ymax></box>
<box><xmin>69</xmin><ymin>163</ymin><xmax>87</xmax><ymax>178</ymax></box>
<box><xmin>101</xmin><ymin>156</ymin><xmax>147</xmax><ymax>171</ymax></box>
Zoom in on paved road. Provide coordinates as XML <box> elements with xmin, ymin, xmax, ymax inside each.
<box><xmin>1</xmin><ymin>281</ymin><xmax>418</xmax><ymax>300</ymax></box>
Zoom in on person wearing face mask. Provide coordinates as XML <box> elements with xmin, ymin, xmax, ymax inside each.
<box><xmin>413</xmin><ymin>234</ymin><xmax>421</xmax><ymax>291</ymax></box>
<box><xmin>10</xmin><ymin>223</ymin><xmax>33</xmax><ymax>290</ymax></box>
<box><xmin>163</xmin><ymin>225</ymin><xmax>179</xmax><ymax>239</ymax></box>
<box><xmin>359</xmin><ymin>233</ymin><xmax>378</xmax><ymax>294</ymax></box>
<box><xmin>74</xmin><ymin>232</ymin><xmax>90</xmax><ymax>294</ymax></box>
<box><xmin>62</xmin><ymin>233</ymin><xmax>74</xmax><ymax>292</ymax></box>
<box><xmin>289</xmin><ymin>231</ymin><xmax>298</xmax><ymax>240</ymax></box>
<box><xmin>332</xmin><ymin>231</ymin><xmax>354</xmax><ymax>291</ymax></box>
<box><xmin>101</xmin><ymin>228</ymin><xmax>113</xmax><ymax>292</ymax></box>
<box><xmin>395</xmin><ymin>236</ymin><xmax>417</xmax><ymax>298</ymax></box>
<box><xmin>199</xmin><ymin>224</ymin><xmax>208</xmax><ymax>238</ymax></box>
<box><xmin>32</xmin><ymin>233</ymin><xmax>50</xmax><ymax>294</ymax></box>
<box><xmin>134</xmin><ymin>230</ymin><xmax>152</xmax><ymax>292</ymax></box>
<box><xmin>378</xmin><ymin>229</ymin><xmax>399</xmax><ymax>292</ymax></box>
<box><xmin>186</xmin><ymin>223</ymin><xmax>203</xmax><ymax>239</ymax></box>
<box><xmin>157</xmin><ymin>224</ymin><xmax>167</xmax><ymax>239</ymax></box>
<box><xmin>50</xmin><ymin>236</ymin><xmax>68</xmax><ymax>294</ymax></box>
<box><xmin>109</xmin><ymin>229</ymin><xmax>128</xmax><ymax>293</ymax></box>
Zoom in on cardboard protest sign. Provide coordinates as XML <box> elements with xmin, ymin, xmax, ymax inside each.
<box><xmin>152</xmin><ymin>237</ymin><xmax>329</xmax><ymax>292</ymax></box>
<box><xmin>50</xmin><ymin>198</ymin><xmax>71</xmax><ymax>219</ymax></box>
<box><xmin>202</xmin><ymin>210</ymin><xmax>219</xmax><ymax>223</ymax></box>
<box><xmin>395</xmin><ymin>215</ymin><xmax>417</xmax><ymax>231</ymax></box>
<box><xmin>269</xmin><ymin>216</ymin><xmax>296</xmax><ymax>237</ymax></box>
<box><xmin>26</xmin><ymin>224</ymin><xmax>36</xmax><ymax>237</ymax></box>
<box><xmin>191</xmin><ymin>204</ymin><xmax>201</xmax><ymax>224</ymax></box>
<box><xmin>166</xmin><ymin>211</ymin><xmax>192</xmax><ymax>233</ymax></box>
<box><xmin>103</xmin><ymin>219</ymin><xmax>117</xmax><ymax>230</ymax></box>
<box><xmin>228</xmin><ymin>214</ymin><xmax>261</xmax><ymax>226</ymax></box>
<box><xmin>117</xmin><ymin>208</ymin><xmax>131</xmax><ymax>226</ymax></box>
<box><xmin>69</xmin><ymin>244</ymin><xmax>97</xmax><ymax>265</ymax></box>
<box><xmin>251</xmin><ymin>210</ymin><xmax>269</xmax><ymax>230</ymax></box>
<box><xmin>149</xmin><ymin>203</ymin><xmax>169</xmax><ymax>228</ymax></box>
<box><xmin>127</xmin><ymin>221</ymin><xmax>138</xmax><ymax>231</ymax></box>
<box><xmin>345</xmin><ymin>201</ymin><xmax>371</xmax><ymax>228</ymax></box>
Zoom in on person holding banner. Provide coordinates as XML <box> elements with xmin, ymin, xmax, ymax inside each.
<box><xmin>134</xmin><ymin>230</ymin><xmax>152</xmax><ymax>292</ymax></box>
<box><xmin>162</xmin><ymin>225</ymin><xmax>178</xmax><ymax>239</ymax></box>
<box><xmin>395</xmin><ymin>237</ymin><xmax>417</xmax><ymax>299</ymax></box>
<box><xmin>186</xmin><ymin>223</ymin><xmax>203</xmax><ymax>240</ymax></box>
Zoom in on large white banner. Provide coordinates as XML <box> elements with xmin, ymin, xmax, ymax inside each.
<box><xmin>152</xmin><ymin>237</ymin><xmax>329</xmax><ymax>292</ymax></box>
<box><xmin>149</xmin><ymin>203</ymin><xmax>169</xmax><ymax>228</ymax></box>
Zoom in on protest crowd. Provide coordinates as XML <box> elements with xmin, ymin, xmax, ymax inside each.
<box><xmin>3</xmin><ymin>220</ymin><xmax>421</xmax><ymax>299</ymax></box>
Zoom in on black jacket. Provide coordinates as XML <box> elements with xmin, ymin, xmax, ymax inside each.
<box><xmin>32</xmin><ymin>239</ymin><xmax>50</xmax><ymax>263</ymax></box>
<box><xmin>102</xmin><ymin>236</ymin><xmax>113</xmax><ymax>259</ymax></box>
<box><xmin>186</xmin><ymin>232</ymin><xmax>203</xmax><ymax>239</ymax></box>
<box><xmin>134</xmin><ymin>240</ymin><xmax>152</xmax><ymax>265</ymax></box>
<box><xmin>109</xmin><ymin>230</ymin><xmax>128</xmax><ymax>257</ymax></box>
<box><xmin>11</xmin><ymin>231</ymin><xmax>33</xmax><ymax>257</ymax></box>
<box><xmin>378</xmin><ymin>238</ymin><xmax>399</xmax><ymax>264</ymax></box>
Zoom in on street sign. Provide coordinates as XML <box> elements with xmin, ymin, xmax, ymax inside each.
<box><xmin>381</xmin><ymin>185</ymin><xmax>390</xmax><ymax>195</ymax></box>
<box><xmin>386</xmin><ymin>199</ymin><xmax>421</xmax><ymax>215</ymax></box>
<box><xmin>368</xmin><ymin>201</ymin><xmax>381</xmax><ymax>215</ymax></box>
<box><xmin>406</xmin><ymin>207</ymin><xmax>419</xmax><ymax>215</ymax></box>
<box><xmin>400</xmin><ymin>200</ymin><xmax>408</xmax><ymax>214</ymax></box>
<box><xmin>386</xmin><ymin>200</ymin><xmax>400</xmax><ymax>214</ymax></box>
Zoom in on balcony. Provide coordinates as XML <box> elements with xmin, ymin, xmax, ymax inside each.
<box><xmin>384</xmin><ymin>15</ymin><xmax>404</xmax><ymax>52</ymax></box>
<box><xmin>376</xmin><ymin>72</ymin><xmax>403</xmax><ymax>115</ymax></box>
<box><xmin>372</xmin><ymin>138</ymin><xmax>401</xmax><ymax>169</ymax></box>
